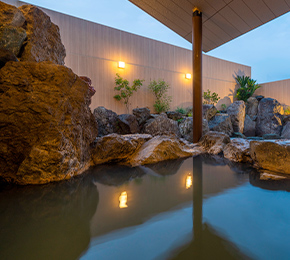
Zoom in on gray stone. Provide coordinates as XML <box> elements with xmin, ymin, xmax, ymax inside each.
<box><xmin>227</xmin><ymin>101</ymin><xmax>246</xmax><ymax>133</ymax></box>
<box><xmin>256</xmin><ymin>98</ymin><xmax>284</xmax><ymax>136</ymax></box>
<box><xmin>246</xmin><ymin>97</ymin><xmax>258</xmax><ymax>120</ymax></box>
<box><xmin>208</xmin><ymin>114</ymin><xmax>233</xmax><ymax>136</ymax></box>
<box><xmin>179</xmin><ymin>117</ymin><xmax>209</xmax><ymax>143</ymax></box>
<box><xmin>203</xmin><ymin>104</ymin><xmax>217</xmax><ymax>121</ymax></box>
<box><xmin>0</xmin><ymin>25</ymin><xmax>27</xmax><ymax>56</ymax></box>
<box><xmin>93</xmin><ymin>106</ymin><xmax>119</xmax><ymax>136</ymax></box>
<box><xmin>132</xmin><ymin>107</ymin><xmax>151</xmax><ymax>126</ymax></box>
<box><xmin>199</xmin><ymin>131</ymin><xmax>231</xmax><ymax>155</ymax></box>
<box><xmin>117</xmin><ymin>114</ymin><xmax>140</xmax><ymax>134</ymax></box>
<box><xmin>282</xmin><ymin>122</ymin><xmax>290</xmax><ymax>139</ymax></box>
<box><xmin>262</xmin><ymin>134</ymin><xmax>281</xmax><ymax>139</ymax></box>
<box><xmin>232</xmin><ymin>132</ymin><xmax>246</xmax><ymax>138</ymax></box>
<box><xmin>250</xmin><ymin>140</ymin><xmax>290</xmax><ymax>174</ymax></box>
<box><xmin>223</xmin><ymin>138</ymin><xmax>252</xmax><ymax>163</ymax></box>
<box><xmin>255</xmin><ymin>95</ymin><xmax>264</xmax><ymax>101</ymax></box>
<box><xmin>243</xmin><ymin>115</ymin><xmax>256</xmax><ymax>137</ymax></box>
<box><xmin>143</xmin><ymin>113</ymin><xmax>181</xmax><ymax>137</ymax></box>
<box><xmin>283</xmin><ymin>115</ymin><xmax>290</xmax><ymax>123</ymax></box>
<box><xmin>0</xmin><ymin>48</ymin><xmax>18</xmax><ymax>69</ymax></box>
<box><xmin>166</xmin><ymin>111</ymin><xmax>184</xmax><ymax>121</ymax></box>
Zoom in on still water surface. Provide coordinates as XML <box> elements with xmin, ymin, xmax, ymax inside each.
<box><xmin>1</xmin><ymin>156</ymin><xmax>290</xmax><ymax>260</ymax></box>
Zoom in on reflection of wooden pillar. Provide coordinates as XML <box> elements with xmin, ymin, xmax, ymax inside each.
<box><xmin>193</xmin><ymin>156</ymin><xmax>203</xmax><ymax>256</ymax></box>
<box><xmin>192</xmin><ymin>8</ymin><xmax>202</xmax><ymax>143</ymax></box>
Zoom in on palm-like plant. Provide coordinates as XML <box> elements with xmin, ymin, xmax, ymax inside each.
<box><xmin>235</xmin><ymin>75</ymin><xmax>261</xmax><ymax>102</ymax></box>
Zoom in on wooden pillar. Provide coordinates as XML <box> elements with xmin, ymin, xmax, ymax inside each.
<box><xmin>192</xmin><ymin>8</ymin><xmax>202</xmax><ymax>143</ymax></box>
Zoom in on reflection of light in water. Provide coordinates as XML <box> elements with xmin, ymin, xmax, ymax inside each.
<box><xmin>119</xmin><ymin>191</ymin><xmax>128</xmax><ymax>208</ymax></box>
<box><xmin>186</xmin><ymin>174</ymin><xmax>192</xmax><ymax>189</ymax></box>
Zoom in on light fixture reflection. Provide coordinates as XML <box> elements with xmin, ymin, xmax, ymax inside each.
<box><xmin>119</xmin><ymin>191</ymin><xmax>128</xmax><ymax>208</ymax></box>
<box><xmin>186</xmin><ymin>174</ymin><xmax>192</xmax><ymax>189</ymax></box>
<box><xmin>118</xmin><ymin>61</ymin><xmax>125</xmax><ymax>69</ymax></box>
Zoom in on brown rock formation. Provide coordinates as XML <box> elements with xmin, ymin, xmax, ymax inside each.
<box><xmin>18</xmin><ymin>5</ymin><xmax>66</xmax><ymax>64</ymax></box>
<box><xmin>0</xmin><ymin>1</ymin><xmax>25</xmax><ymax>27</ymax></box>
<box><xmin>199</xmin><ymin>131</ymin><xmax>231</xmax><ymax>155</ymax></box>
<box><xmin>0</xmin><ymin>61</ymin><xmax>97</xmax><ymax>185</ymax></box>
<box><xmin>227</xmin><ymin>101</ymin><xmax>246</xmax><ymax>133</ymax></box>
<box><xmin>250</xmin><ymin>140</ymin><xmax>290</xmax><ymax>174</ymax></box>
<box><xmin>223</xmin><ymin>138</ymin><xmax>252</xmax><ymax>163</ymax></box>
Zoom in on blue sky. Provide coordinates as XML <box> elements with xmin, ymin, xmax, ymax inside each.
<box><xmin>25</xmin><ymin>0</ymin><xmax>290</xmax><ymax>83</ymax></box>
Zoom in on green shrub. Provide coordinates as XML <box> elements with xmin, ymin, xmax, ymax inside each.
<box><xmin>175</xmin><ymin>106</ymin><xmax>187</xmax><ymax>115</ymax></box>
<box><xmin>221</xmin><ymin>104</ymin><xmax>227</xmax><ymax>111</ymax></box>
<box><xmin>203</xmin><ymin>89</ymin><xmax>220</xmax><ymax>105</ymax></box>
<box><xmin>114</xmin><ymin>73</ymin><xmax>144</xmax><ymax>113</ymax></box>
<box><xmin>235</xmin><ymin>75</ymin><xmax>261</xmax><ymax>102</ymax></box>
<box><xmin>284</xmin><ymin>106</ymin><xmax>290</xmax><ymax>115</ymax></box>
<box><xmin>148</xmin><ymin>79</ymin><xmax>172</xmax><ymax>113</ymax></box>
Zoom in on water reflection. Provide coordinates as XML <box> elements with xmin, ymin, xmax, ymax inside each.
<box><xmin>185</xmin><ymin>174</ymin><xmax>192</xmax><ymax>189</ymax></box>
<box><xmin>119</xmin><ymin>191</ymin><xmax>128</xmax><ymax>208</ymax></box>
<box><xmin>0</xmin><ymin>175</ymin><xmax>99</xmax><ymax>260</ymax></box>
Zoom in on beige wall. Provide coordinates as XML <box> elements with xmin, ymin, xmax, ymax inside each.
<box><xmin>256</xmin><ymin>79</ymin><xmax>290</xmax><ymax>107</ymax></box>
<box><xmin>8</xmin><ymin>1</ymin><xmax>251</xmax><ymax>114</ymax></box>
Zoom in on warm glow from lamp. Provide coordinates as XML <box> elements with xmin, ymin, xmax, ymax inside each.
<box><xmin>118</xmin><ymin>61</ymin><xmax>125</xmax><ymax>69</ymax></box>
<box><xmin>186</xmin><ymin>174</ymin><xmax>192</xmax><ymax>189</ymax></box>
<box><xmin>185</xmin><ymin>73</ymin><xmax>192</xmax><ymax>79</ymax></box>
<box><xmin>119</xmin><ymin>191</ymin><xmax>128</xmax><ymax>208</ymax></box>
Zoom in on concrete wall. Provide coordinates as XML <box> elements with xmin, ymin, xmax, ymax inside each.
<box><xmin>256</xmin><ymin>79</ymin><xmax>290</xmax><ymax>107</ymax></box>
<box><xmin>6</xmin><ymin>0</ymin><xmax>251</xmax><ymax>114</ymax></box>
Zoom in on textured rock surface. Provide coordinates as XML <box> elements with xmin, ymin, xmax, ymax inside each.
<box><xmin>246</xmin><ymin>97</ymin><xmax>258</xmax><ymax>120</ymax></box>
<box><xmin>18</xmin><ymin>5</ymin><xmax>66</xmax><ymax>64</ymax></box>
<box><xmin>0</xmin><ymin>48</ymin><xmax>18</xmax><ymax>69</ymax></box>
<box><xmin>281</xmin><ymin>122</ymin><xmax>290</xmax><ymax>139</ymax></box>
<box><xmin>178</xmin><ymin>118</ymin><xmax>209</xmax><ymax>143</ymax></box>
<box><xmin>93</xmin><ymin>106</ymin><xmax>119</xmax><ymax>136</ymax></box>
<box><xmin>143</xmin><ymin>113</ymin><xmax>181</xmax><ymax>137</ymax></box>
<box><xmin>256</xmin><ymin>98</ymin><xmax>284</xmax><ymax>136</ymax></box>
<box><xmin>243</xmin><ymin>115</ymin><xmax>256</xmax><ymax>137</ymax></box>
<box><xmin>0</xmin><ymin>1</ymin><xmax>25</xmax><ymax>27</ymax></box>
<box><xmin>250</xmin><ymin>140</ymin><xmax>290</xmax><ymax>174</ymax></box>
<box><xmin>0</xmin><ymin>61</ymin><xmax>97</xmax><ymax>185</ymax></box>
<box><xmin>117</xmin><ymin>114</ymin><xmax>140</xmax><ymax>134</ymax></box>
<box><xmin>132</xmin><ymin>107</ymin><xmax>151</xmax><ymax>126</ymax></box>
<box><xmin>227</xmin><ymin>101</ymin><xmax>246</xmax><ymax>133</ymax></box>
<box><xmin>208</xmin><ymin>114</ymin><xmax>233</xmax><ymax>136</ymax></box>
<box><xmin>166</xmin><ymin>111</ymin><xmax>184</xmax><ymax>121</ymax></box>
<box><xmin>223</xmin><ymin>138</ymin><xmax>252</xmax><ymax>163</ymax></box>
<box><xmin>127</xmin><ymin>136</ymin><xmax>202</xmax><ymax>167</ymax></box>
<box><xmin>203</xmin><ymin>104</ymin><xmax>217</xmax><ymax>121</ymax></box>
<box><xmin>91</xmin><ymin>134</ymin><xmax>152</xmax><ymax>165</ymax></box>
<box><xmin>0</xmin><ymin>25</ymin><xmax>27</xmax><ymax>56</ymax></box>
<box><xmin>199</xmin><ymin>131</ymin><xmax>231</xmax><ymax>155</ymax></box>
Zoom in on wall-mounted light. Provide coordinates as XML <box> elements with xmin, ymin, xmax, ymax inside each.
<box><xmin>185</xmin><ymin>73</ymin><xmax>192</xmax><ymax>79</ymax></box>
<box><xmin>118</xmin><ymin>61</ymin><xmax>125</xmax><ymax>69</ymax></box>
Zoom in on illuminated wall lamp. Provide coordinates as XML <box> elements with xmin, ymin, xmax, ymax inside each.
<box><xmin>118</xmin><ymin>61</ymin><xmax>125</xmax><ymax>69</ymax></box>
<box><xmin>185</xmin><ymin>73</ymin><xmax>192</xmax><ymax>79</ymax></box>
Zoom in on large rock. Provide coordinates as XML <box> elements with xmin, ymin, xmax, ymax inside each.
<box><xmin>208</xmin><ymin>114</ymin><xmax>233</xmax><ymax>136</ymax></box>
<box><xmin>246</xmin><ymin>97</ymin><xmax>258</xmax><ymax>120</ymax></box>
<box><xmin>91</xmin><ymin>134</ymin><xmax>152</xmax><ymax>165</ymax></box>
<box><xmin>0</xmin><ymin>61</ymin><xmax>97</xmax><ymax>185</ymax></box>
<box><xmin>179</xmin><ymin>117</ymin><xmax>209</xmax><ymax>143</ymax></box>
<box><xmin>166</xmin><ymin>111</ymin><xmax>184</xmax><ymax>121</ymax></box>
<box><xmin>250</xmin><ymin>140</ymin><xmax>290</xmax><ymax>174</ymax></box>
<box><xmin>93</xmin><ymin>106</ymin><xmax>119</xmax><ymax>136</ymax></box>
<box><xmin>18</xmin><ymin>5</ymin><xmax>66</xmax><ymax>65</ymax></box>
<box><xmin>143</xmin><ymin>113</ymin><xmax>181</xmax><ymax>137</ymax></box>
<box><xmin>117</xmin><ymin>114</ymin><xmax>140</xmax><ymax>134</ymax></box>
<box><xmin>199</xmin><ymin>131</ymin><xmax>231</xmax><ymax>155</ymax></box>
<box><xmin>243</xmin><ymin>115</ymin><xmax>256</xmax><ymax>137</ymax></box>
<box><xmin>0</xmin><ymin>25</ymin><xmax>27</xmax><ymax>56</ymax></box>
<box><xmin>132</xmin><ymin>107</ymin><xmax>151</xmax><ymax>126</ymax></box>
<box><xmin>227</xmin><ymin>101</ymin><xmax>246</xmax><ymax>133</ymax></box>
<box><xmin>256</xmin><ymin>98</ymin><xmax>284</xmax><ymax>136</ymax></box>
<box><xmin>0</xmin><ymin>48</ymin><xmax>18</xmax><ymax>69</ymax></box>
<box><xmin>0</xmin><ymin>1</ymin><xmax>25</xmax><ymax>27</ymax></box>
<box><xmin>127</xmin><ymin>136</ymin><xmax>202</xmax><ymax>167</ymax></box>
<box><xmin>203</xmin><ymin>104</ymin><xmax>217</xmax><ymax>121</ymax></box>
<box><xmin>223</xmin><ymin>138</ymin><xmax>252</xmax><ymax>163</ymax></box>
<box><xmin>281</xmin><ymin>121</ymin><xmax>290</xmax><ymax>139</ymax></box>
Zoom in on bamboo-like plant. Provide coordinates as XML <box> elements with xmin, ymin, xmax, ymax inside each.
<box><xmin>235</xmin><ymin>75</ymin><xmax>261</xmax><ymax>102</ymax></box>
